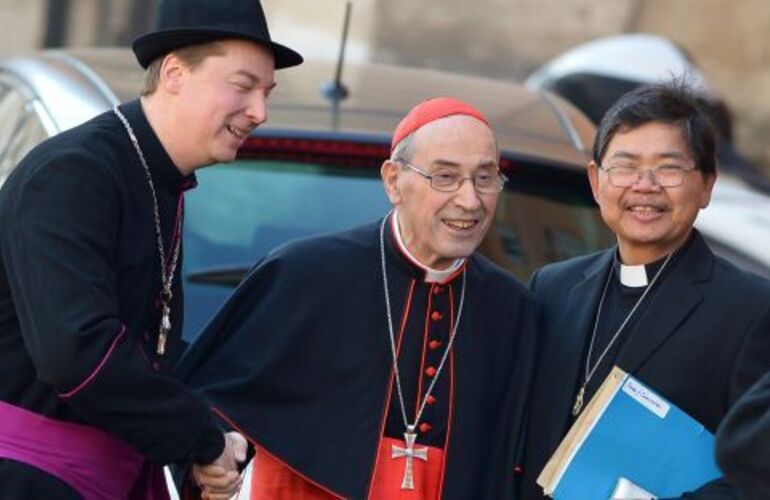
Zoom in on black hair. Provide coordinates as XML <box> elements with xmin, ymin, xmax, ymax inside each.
<box><xmin>593</xmin><ymin>80</ymin><xmax>717</xmax><ymax>175</ymax></box>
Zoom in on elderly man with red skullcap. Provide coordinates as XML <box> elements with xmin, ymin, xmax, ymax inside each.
<box><xmin>178</xmin><ymin>97</ymin><xmax>539</xmax><ymax>499</ymax></box>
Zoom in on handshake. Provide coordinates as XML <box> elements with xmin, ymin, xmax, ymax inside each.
<box><xmin>193</xmin><ymin>431</ymin><xmax>249</xmax><ymax>500</ymax></box>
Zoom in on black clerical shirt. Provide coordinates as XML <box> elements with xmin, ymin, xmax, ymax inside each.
<box><xmin>572</xmin><ymin>237</ymin><xmax>695</xmax><ymax>428</ymax></box>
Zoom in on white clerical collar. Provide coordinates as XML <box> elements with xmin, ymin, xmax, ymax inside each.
<box><xmin>391</xmin><ymin>210</ymin><xmax>465</xmax><ymax>284</ymax></box>
<box><xmin>619</xmin><ymin>263</ymin><xmax>649</xmax><ymax>287</ymax></box>
<box><xmin>616</xmin><ymin>252</ymin><xmax>673</xmax><ymax>288</ymax></box>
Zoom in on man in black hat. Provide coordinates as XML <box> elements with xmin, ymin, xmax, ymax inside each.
<box><xmin>0</xmin><ymin>1</ymin><xmax>301</xmax><ymax>498</ymax></box>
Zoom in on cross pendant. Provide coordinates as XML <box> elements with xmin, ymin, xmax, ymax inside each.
<box><xmin>157</xmin><ymin>303</ymin><xmax>171</xmax><ymax>355</ymax></box>
<box><xmin>572</xmin><ymin>385</ymin><xmax>585</xmax><ymax>416</ymax></box>
<box><xmin>391</xmin><ymin>428</ymin><xmax>428</xmax><ymax>490</ymax></box>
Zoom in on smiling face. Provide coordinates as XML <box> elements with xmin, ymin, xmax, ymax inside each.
<box><xmin>381</xmin><ymin>115</ymin><xmax>500</xmax><ymax>269</ymax></box>
<box><xmin>171</xmin><ymin>39</ymin><xmax>276</xmax><ymax>169</ymax></box>
<box><xmin>588</xmin><ymin>120</ymin><xmax>717</xmax><ymax>264</ymax></box>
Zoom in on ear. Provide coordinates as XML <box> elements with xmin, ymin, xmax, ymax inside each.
<box><xmin>699</xmin><ymin>170</ymin><xmax>718</xmax><ymax>208</ymax></box>
<box><xmin>587</xmin><ymin>161</ymin><xmax>602</xmax><ymax>205</ymax></box>
<box><xmin>158</xmin><ymin>53</ymin><xmax>187</xmax><ymax>95</ymax></box>
<box><xmin>381</xmin><ymin>160</ymin><xmax>403</xmax><ymax>204</ymax></box>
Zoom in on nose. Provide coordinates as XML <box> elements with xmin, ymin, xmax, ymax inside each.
<box><xmin>453</xmin><ymin>177</ymin><xmax>483</xmax><ymax>211</ymax></box>
<box><xmin>631</xmin><ymin>169</ymin><xmax>661</xmax><ymax>191</ymax></box>
<box><xmin>245</xmin><ymin>90</ymin><xmax>268</xmax><ymax>126</ymax></box>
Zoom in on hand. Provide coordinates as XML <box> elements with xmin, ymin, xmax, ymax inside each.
<box><xmin>193</xmin><ymin>432</ymin><xmax>248</xmax><ymax>499</ymax></box>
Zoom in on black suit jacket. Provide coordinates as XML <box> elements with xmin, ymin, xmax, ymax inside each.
<box><xmin>716</xmin><ymin>370</ymin><xmax>770</xmax><ymax>500</ymax></box>
<box><xmin>521</xmin><ymin>231</ymin><xmax>770</xmax><ymax>499</ymax></box>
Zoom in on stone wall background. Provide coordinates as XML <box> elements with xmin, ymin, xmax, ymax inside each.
<box><xmin>1</xmin><ymin>0</ymin><xmax>768</xmax><ymax>171</ymax></box>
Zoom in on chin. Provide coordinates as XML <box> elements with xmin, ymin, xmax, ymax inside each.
<box><xmin>212</xmin><ymin>149</ymin><xmax>239</xmax><ymax>164</ymax></box>
<box><xmin>441</xmin><ymin>243</ymin><xmax>479</xmax><ymax>261</ymax></box>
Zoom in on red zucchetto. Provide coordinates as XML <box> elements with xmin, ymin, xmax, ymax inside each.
<box><xmin>390</xmin><ymin>97</ymin><xmax>489</xmax><ymax>152</ymax></box>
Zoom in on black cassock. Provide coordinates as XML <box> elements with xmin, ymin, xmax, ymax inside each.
<box><xmin>178</xmin><ymin>216</ymin><xmax>539</xmax><ymax>499</ymax></box>
<box><xmin>0</xmin><ymin>100</ymin><xmax>223</xmax><ymax>497</ymax></box>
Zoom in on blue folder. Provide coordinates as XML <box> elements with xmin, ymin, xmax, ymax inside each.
<box><xmin>546</xmin><ymin>369</ymin><xmax>721</xmax><ymax>499</ymax></box>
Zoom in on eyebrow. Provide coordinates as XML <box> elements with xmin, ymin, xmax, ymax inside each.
<box><xmin>232</xmin><ymin>70</ymin><xmax>277</xmax><ymax>90</ymax></box>
<box><xmin>609</xmin><ymin>151</ymin><xmax>689</xmax><ymax>161</ymax></box>
<box><xmin>432</xmin><ymin>158</ymin><xmax>498</xmax><ymax>169</ymax></box>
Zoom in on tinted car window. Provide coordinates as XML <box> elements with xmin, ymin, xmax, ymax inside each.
<box><xmin>488</xmin><ymin>189</ymin><xmax>613</xmax><ymax>280</ymax></box>
<box><xmin>182</xmin><ymin>160</ymin><xmax>392</xmax><ymax>340</ymax></box>
<box><xmin>181</xmin><ymin>158</ymin><xmax>613</xmax><ymax>340</ymax></box>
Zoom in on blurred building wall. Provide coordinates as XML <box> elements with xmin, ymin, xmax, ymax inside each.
<box><xmin>0</xmin><ymin>0</ymin><xmax>45</xmax><ymax>56</ymax></box>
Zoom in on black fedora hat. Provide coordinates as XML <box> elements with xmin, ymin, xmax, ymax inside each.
<box><xmin>132</xmin><ymin>0</ymin><xmax>303</xmax><ymax>70</ymax></box>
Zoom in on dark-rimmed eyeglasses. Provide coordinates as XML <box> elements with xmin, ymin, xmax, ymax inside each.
<box><xmin>599</xmin><ymin>164</ymin><xmax>697</xmax><ymax>188</ymax></box>
<box><xmin>397</xmin><ymin>159</ymin><xmax>507</xmax><ymax>193</ymax></box>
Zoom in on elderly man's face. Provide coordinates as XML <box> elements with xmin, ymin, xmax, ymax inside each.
<box><xmin>173</xmin><ymin>39</ymin><xmax>276</xmax><ymax>168</ymax></box>
<box><xmin>588</xmin><ymin>120</ymin><xmax>717</xmax><ymax>264</ymax></box>
<box><xmin>382</xmin><ymin>115</ymin><xmax>500</xmax><ymax>269</ymax></box>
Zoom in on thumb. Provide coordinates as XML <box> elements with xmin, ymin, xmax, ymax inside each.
<box><xmin>227</xmin><ymin>432</ymin><xmax>248</xmax><ymax>463</ymax></box>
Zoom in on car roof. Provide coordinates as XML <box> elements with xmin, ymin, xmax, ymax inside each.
<box><xmin>0</xmin><ymin>47</ymin><xmax>595</xmax><ymax>172</ymax></box>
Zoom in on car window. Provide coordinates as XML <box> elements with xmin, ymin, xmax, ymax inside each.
<box><xmin>181</xmin><ymin>160</ymin><xmax>391</xmax><ymax>340</ymax></box>
<box><xmin>488</xmin><ymin>188</ymin><xmax>614</xmax><ymax>280</ymax></box>
<box><xmin>184</xmin><ymin>161</ymin><xmax>391</xmax><ymax>272</ymax></box>
<box><xmin>180</xmin><ymin>158</ymin><xmax>613</xmax><ymax>340</ymax></box>
<box><xmin>0</xmin><ymin>80</ymin><xmax>48</xmax><ymax>186</ymax></box>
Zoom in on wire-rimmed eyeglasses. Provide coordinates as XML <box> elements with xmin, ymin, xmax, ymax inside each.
<box><xmin>397</xmin><ymin>159</ymin><xmax>507</xmax><ymax>193</ymax></box>
<box><xmin>599</xmin><ymin>164</ymin><xmax>697</xmax><ymax>188</ymax></box>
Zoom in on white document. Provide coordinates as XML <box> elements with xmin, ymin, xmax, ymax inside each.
<box><xmin>611</xmin><ymin>477</ymin><xmax>657</xmax><ymax>499</ymax></box>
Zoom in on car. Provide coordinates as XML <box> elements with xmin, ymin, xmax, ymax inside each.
<box><xmin>526</xmin><ymin>34</ymin><xmax>770</xmax><ymax>279</ymax></box>
<box><xmin>0</xmin><ymin>47</ymin><xmax>615</xmax><ymax>342</ymax></box>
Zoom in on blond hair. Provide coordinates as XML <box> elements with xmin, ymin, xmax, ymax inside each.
<box><xmin>141</xmin><ymin>42</ymin><xmax>226</xmax><ymax>96</ymax></box>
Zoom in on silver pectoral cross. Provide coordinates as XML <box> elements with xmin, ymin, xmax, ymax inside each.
<box><xmin>391</xmin><ymin>427</ymin><xmax>428</xmax><ymax>490</ymax></box>
<box><xmin>157</xmin><ymin>303</ymin><xmax>171</xmax><ymax>355</ymax></box>
<box><xmin>572</xmin><ymin>385</ymin><xmax>585</xmax><ymax>416</ymax></box>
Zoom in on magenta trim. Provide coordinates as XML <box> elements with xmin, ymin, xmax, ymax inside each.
<box><xmin>181</xmin><ymin>177</ymin><xmax>198</xmax><ymax>191</ymax></box>
<box><xmin>59</xmin><ymin>324</ymin><xmax>127</xmax><ymax>399</ymax></box>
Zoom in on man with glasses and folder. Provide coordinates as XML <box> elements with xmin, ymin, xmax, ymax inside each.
<box><xmin>521</xmin><ymin>82</ymin><xmax>770</xmax><ymax>498</ymax></box>
<box><xmin>179</xmin><ymin>97</ymin><xmax>539</xmax><ymax>499</ymax></box>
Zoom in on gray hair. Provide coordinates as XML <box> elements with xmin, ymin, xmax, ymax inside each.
<box><xmin>390</xmin><ymin>131</ymin><xmax>416</xmax><ymax>163</ymax></box>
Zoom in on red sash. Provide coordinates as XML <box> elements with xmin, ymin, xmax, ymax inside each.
<box><xmin>249</xmin><ymin>445</ymin><xmax>337</xmax><ymax>499</ymax></box>
<box><xmin>245</xmin><ymin>437</ymin><xmax>444</xmax><ymax>500</ymax></box>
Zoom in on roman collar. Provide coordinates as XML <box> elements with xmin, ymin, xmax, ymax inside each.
<box><xmin>613</xmin><ymin>232</ymin><xmax>697</xmax><ymax>288</ymax></box>
<box><xmin>386</xmin><ymin>210</ymin><xmax>466</xmax><ymax>285</ymax></box>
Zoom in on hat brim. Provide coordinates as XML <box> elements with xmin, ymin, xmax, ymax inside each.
<box><xmin>132</xmin><ymin>28</ymin><xmax>303</xmax><ymax>70</ymax></box>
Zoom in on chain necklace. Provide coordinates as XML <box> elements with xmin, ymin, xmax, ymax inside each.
<box><xmin>379</xmin><ymin>213</ymin><xmax>466</xmax><ymax>489</ymax></box>
<box><xmin>113</xmin><ymin>106</ymin><xmax>181</xmax><ymax>356</ymax></box>
<box><xmin>572</xmin><ymin>252</ymin><xmax>672</xmax><ymax>416</ymax></box>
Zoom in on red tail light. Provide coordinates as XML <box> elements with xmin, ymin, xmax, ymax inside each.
<box><xmin>239</xmin><ymin>136</ymin><xmax>515</xmax><ymax>172</ymax></box>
